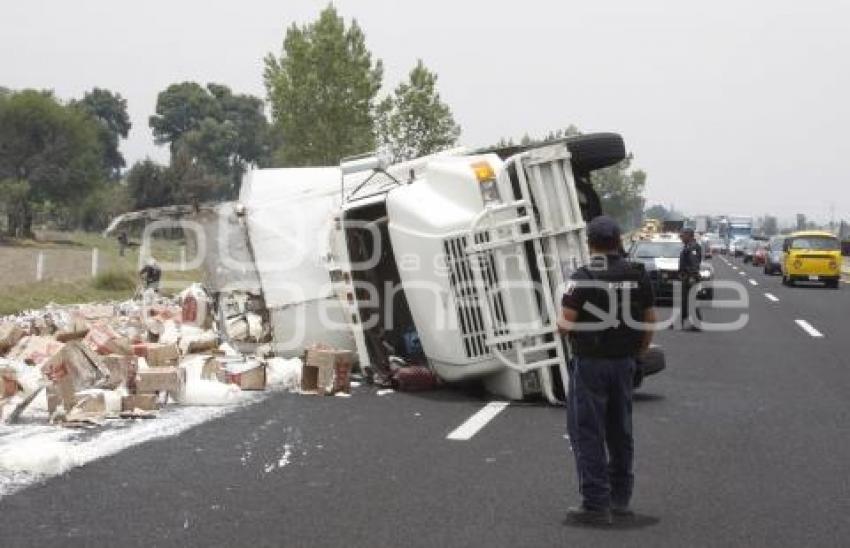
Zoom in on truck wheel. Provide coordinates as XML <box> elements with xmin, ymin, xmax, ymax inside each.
<box><xmin>565</xmin><ymin>133</ymin><xmax>626</xmax><ymax>173</ymax></box>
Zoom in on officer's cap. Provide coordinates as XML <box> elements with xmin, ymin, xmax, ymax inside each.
<box><xmin>586</xmin><ymin>215</ymin><xmax>622</xmax><ymax>249</ymax></box>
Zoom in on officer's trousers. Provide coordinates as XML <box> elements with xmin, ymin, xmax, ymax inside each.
<box><xmin>567</xmin><ymin>356</ymin><xmax>635</xmax><ymax>511</ymax></box>
<box><xmin>681</xmin><ymin>275</ymin><xmax>703</xmax><ymax>326</ymax></box>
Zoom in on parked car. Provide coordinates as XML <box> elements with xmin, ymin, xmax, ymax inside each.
<box><xmin>764</xmin><ymin>236</ymin><xmax>785</xmax><ymax>275</ymax></box>
<box><xmin>781</xmin><ymin>231</ymin><xmax>842</xmax><ymax>288</ymax></box>
<box><xmin>628</xmin><ymin>239</ymin><xmax>714</xmax><ymax>302</ymax></box>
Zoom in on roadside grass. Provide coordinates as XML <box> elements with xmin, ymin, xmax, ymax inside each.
<box><xmin>0</xmin><ymin>231</ymin><xmax>202</xmax><ymax>315</ymax></box>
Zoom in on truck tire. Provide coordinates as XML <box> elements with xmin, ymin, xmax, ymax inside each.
<box><xmin>565</xmin><ymin>133</ymin><xmax>627</xmax><ymax>174</ymax></box>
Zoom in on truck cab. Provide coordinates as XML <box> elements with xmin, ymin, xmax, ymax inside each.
<box><xmin>333</xmin><ymin>134</ymin><xmax>626</xmax><ymax>403</ymax></box>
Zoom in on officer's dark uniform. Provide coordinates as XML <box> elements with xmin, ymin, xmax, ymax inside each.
<box><xmin>139</xmin><ymin>263</ymin><xmax>162</xmax><ymax>290</ymax></box>
<box><xmin>678</xmin><ymin>235</ymin><xmax>702</xmax><ymax>327</ymax></box>
<box><xmin>562</xmin><ymin>225</ymin><xmax>655</xmax><ymax>514</ymax></box>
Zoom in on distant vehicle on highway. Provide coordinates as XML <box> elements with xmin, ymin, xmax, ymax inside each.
<box><xmin>743</xmin><ymin>237</ymin><xmax>769</xmax><ymax>264</ymax></box>
<box><xmin>730</xmin><ymin>237</ymin><xmax>749</xmax><ymax>258</ymax></box>
<box><xmin>764</xmin><ymin>236</ymin><xmax>785</xmax><ymax>275</ymax></box>
<box><xmin>781</xmin><ymin>231</ymin><xmax>841</xmax><ymax>289</ymax></box>
<box><xmin>628</xmin><ymin>239</ymin><xmax>714</xmax><ymax>302</ymax></box>
<box><xmin>707</xmin><ymin>238</ymin><xmax>725</xmax><ymax>256</ymax></box>
<box><xmin>752</xmin><ymin>241</ymin><xmax>769</xmax><ymax>267</ymax></box>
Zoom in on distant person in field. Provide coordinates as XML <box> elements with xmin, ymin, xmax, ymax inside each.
<box><xmin>139</xmin><ymin>258</ymin><xmax>162</xmax><ymax>291</ymax></box>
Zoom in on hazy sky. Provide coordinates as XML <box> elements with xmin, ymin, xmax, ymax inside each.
<box><xmin>3</xmin><ymin>0</ymin><xmax>848</xmax><ymax>223</ymax></box>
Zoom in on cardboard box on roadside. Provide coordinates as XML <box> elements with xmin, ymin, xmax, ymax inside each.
<box><xmin>83</xmin><ymin>323</ymin><xmax>132</xmax><ymax>356</ymax></box>
<box><xmin>100</xmin><ymin>354</ymin><xmax>138</xmax><ymax>390</ymax></box>
<box><xmin>64</xmin><ymin>391</ymin><xmax>110</xmax><ymax>424</ymax></box>
<box><xmin>55</xmin><ymin>315</ymin><xmax>90</xmax><ymax>343</ymax></box>
<box><xmin>136</xmin><ymin>367</ymin><xmax>184</xmax><ymax>395</ymax></box>
<box><xmin>303</xmin><ymin>347</ymin><xmax>354</xmax><ymax>395</ymax></box>
<box><xmin>7</xmin><ymin>336</ymin><xmax>64</xmax><ymax>366</ymax></box>
<box><xmin>133</xmin><ymin>343</ymin><xmax>180</xmax><ymax>368</ymax></box>
<box><xmin>121</xmin><ymin>394</ymin><xmax>160</xmax><ymax>412</ymax></box>
<box><xmin>225</xmin><ymin>360</ymin><xmax>266</xmax><ymax>391</ymax></box>
<box><xmin>0</xmin><ymin>323</ymin><xmax>24</xmax><ymax>355</ymax></box>
<box><xmin>201</xmin><ymin>358</ymin><xmax>226</xmax><ymax>383</ymax></box>
<box><xmin>1</xmin><ymin>368</ymin><xmax>18</xmax><ymax>398</ymax></box>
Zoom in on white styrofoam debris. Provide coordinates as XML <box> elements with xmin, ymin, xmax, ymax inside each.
<box><xmin>178</xmin><ymin>355</ymin><xmax>245</xmax><ymax>406</ymax></box>
<box><xmin>159</xmin><ymin>320</ymin><xmax>182</xmax><ymax>345</ymax></box>
<box><xmin>0</xmin><ymin>438</ymin><xmax>74</xmax><ymax>476</ymax></box>
<box><xmin>0</xmin><ymin>396</ymin><xmax>262</xmax><ymax>498</ymax></box>
<box><xmin>219</xmin><ymin>342</ymin><xmax>240</xmax><ymax>357</ymax></box>
<box><xmin>179</xmin><ymin>380</ymin><xmax>244</xmax><ymax>406</ymax></box>
<box><xmin>266</xmin><ymin>357</ymin><xmax>302</xmax><ymax>392</ymax></box>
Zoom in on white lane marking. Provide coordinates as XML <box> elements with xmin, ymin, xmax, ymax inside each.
<box><xmin>749</xmin><ymin>279</ymin><xmax>758</xmax><ymax>286</ymax></box>
<box><xmin>765</xmin><ymin>293</ymin><xmax>779</xmax><ymax>302</ymax></box>
<box><xmin>795</xmin><ymin>319</ymin><xmax>824</xmax><ymax>338</ymax></box>
<box><xmin>739</xmin><ymin>271</ymin><xmax>747</xmax><ymax>276</ymax></box>
<box><xmin>732</xmin><ymin>266</ymin><xmax>738</xmax><ymax>270</ymax></box>
<box><xmin>447</xmin><ymin>402</ymin><xmax>510</xmax><ymax>441</ymax></box>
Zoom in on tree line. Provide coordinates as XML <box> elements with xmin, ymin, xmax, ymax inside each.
<box><xmin>1</xmin><ymin>4</ymin><xmax>647</xmax><ymax>235</ymax></box>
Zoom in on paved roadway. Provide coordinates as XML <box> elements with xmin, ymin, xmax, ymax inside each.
<box><xmin>2</xmin><ymin>255</ymin><xmax>850</xmax><ymax>547</ymax></box>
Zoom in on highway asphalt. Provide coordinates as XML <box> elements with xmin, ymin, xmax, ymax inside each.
<box><xmin>2</xmin><ymin>255</ymin><xmax>850</xmax><ymax>547</ymax></box>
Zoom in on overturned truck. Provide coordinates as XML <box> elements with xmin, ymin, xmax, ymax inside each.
<box><xmin>200</xmin><ymin>133</ymin><xmax>655</xmax><ymax>403</ymax></box>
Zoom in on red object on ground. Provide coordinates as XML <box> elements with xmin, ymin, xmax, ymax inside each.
<box><xmin>391</xmin><ymin>366</ymin><xmax>440</xmax><ymax>392</ymax></box>
<box><xmin>182</xmin><ymin>295</ymin><xmax>198</xmax><ymax>323</ymax></box>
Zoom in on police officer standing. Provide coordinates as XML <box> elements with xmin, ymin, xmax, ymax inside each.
<box><xmin>559</xmin><ymin>216</ymin><xmax>656</xmax><ymax>525</ymax></box>
<box><xmin>678</xmin><ymin>228</ymin><xmax>703</xmax><ymax>330</ymax></box>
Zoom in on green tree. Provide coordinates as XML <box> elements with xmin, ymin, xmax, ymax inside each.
<box><xmin>376</xmin><ymin>60</ymin><xmax>461</xmax><ymax>162</ymax></box>
<box><xmin>149</xmin><ymin>82</ymin><xmax>220</xmax><ymax>149</ymax></box>
<box><xmin>167</xmin><ymin>146</ymin><xmax>228</xmax><ymax>208</ymax></box>
<box><xmin>126</xmin><ymin>159</ymin><xmax>173</xmax><ymax>209</ymax></box>
<box><xmin>590</xmin><ymin>154</ymin><xmax>647</xmax><ymax>230</ymax></box>
<box><xmin>0</xmin><ymin>90</ymin><xmax>103</xmax><ymax>236</ymax></box>
<box><xmin>72</xmin><ymin>88</ymin><xmax>131</xmax><ymax>178</ymax></box>
<box><xmin>263</xmin><ymin>5</ymin><xmax>383</xmax><ymax>166</ymax></box>
<box><xmin>150</xmin><ymin>82</ymin><xmax>270</xmax><ymax>197</ymax></box>
<box><xmin>644</xmin><ymin>204</ymin><xmax>670</xmax><ymax>220</ymax></box>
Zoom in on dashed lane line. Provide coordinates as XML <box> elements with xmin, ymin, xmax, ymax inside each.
<box><xmin>447</xmin><ymin>402</ymin><xmax>510</xmax><ymax>441</ymax></box>
<box><xmin>795</xmin><ymin>319</ymin><xmax>824</xmax><ymax>338</ymax></box>
<box><xmin>765</xmin><ymin>293</ymin><xmax>779</xmax><ymax>302</ymax></box>
<box><xmin>749</xmin><ymin>279</ymin><xmax>758</xmax><ymax>286</ymax></box>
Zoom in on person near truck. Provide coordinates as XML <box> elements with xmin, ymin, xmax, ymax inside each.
<box><xmin>558</xmin><ymin>215</ymin><xmax>656</xmax><ymax>525</ymax></box>
<box><xmin>678</xmin><ymin>228</ymin><xmax>703</xmax><ymax>330</ymax></box>
<box><xmin>139</xmin><ymin>258</ymin><xmax>162</xmax><ymax>291</ymax></box>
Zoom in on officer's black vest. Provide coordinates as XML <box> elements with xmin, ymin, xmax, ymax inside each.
<box><xmin>569</xmin><ymin>258</ymin><xmax>647</xmax><ymax>358</ymax></box>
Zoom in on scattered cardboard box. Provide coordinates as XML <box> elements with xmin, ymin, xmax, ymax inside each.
<box><xmin>201</xmin><ymin>358</ymin><xmax>226</xmax><ymax>383</ymax></box>
<box><xmin>225</xmin><ymin>362</ymin><xmax>266</xmax><ymax>391</ymax></box>
<box><xmin>7</xmin><ymin>336</ymin><xmax>65</xmax><ymax>366</ymax></box>
<box><xmin>133</xmin><ymin>343</ymin><xmax>180</xmax><ymax>368</ymax></box>
<box><xmin>121</xmin><ymin>394</ymin><xmax>160</xmax><ymax>412</ymax></box>
<box><xmin>303</xmin><ymin>347</ymin><xmax>354</xmax><ymax>395</ymax></box>
<box><xmin>100</xmin><ymin>354</ymin><xmax>138</xmax><ymax>390</ymax></box>
<box><xmin>1</xmin><ymin>368</ymin><xmax>18</xmax><ymax>398</ymax></box>
<box><xmin>55</xmin><ymin>315</ymin><xmax>90</xmax><ymax>342</ymax></box>
<box><xmin>83</xmin><ymin>323</ymin><xmax>132</xmax><ymax>356</ymax></box>
<box><xmin>0</xmin><ymin>323</ymin><xmax>24</xmax><ymax>354</ymax></box>
<box><xmin>136</xmin><ymin>367</ymin><xmax>184</xmax><ymax>395</ymax></box>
